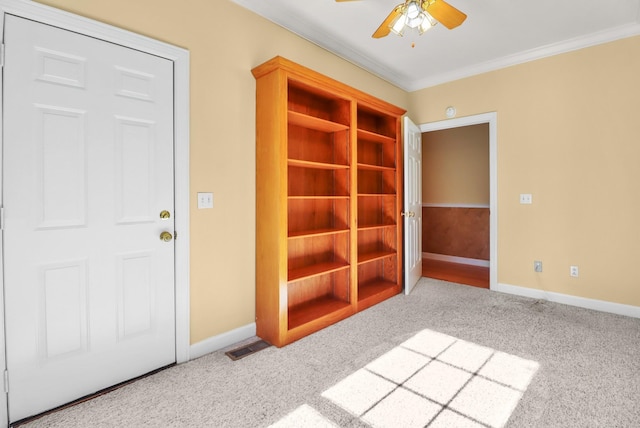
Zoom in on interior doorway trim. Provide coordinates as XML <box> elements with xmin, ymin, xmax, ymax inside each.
<box><xmin>0</xmin><ymin>0</ymin><xmax>191</xmax><ymax>363</ymax></box>
<box><xmin>418</xmin><ymin>112</ymin><xmax>497</xmax><ymax>290</ymax></box>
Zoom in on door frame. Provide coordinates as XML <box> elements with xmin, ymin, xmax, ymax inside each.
<box><xmin>418</xmin><ymin>112</ymin><xmax>497</xmax><ymax>290</ymax></box>
<box><xmin>0</xmin><ymin>0</ymin><xmax>190</xmax><ymax>423</ymax></box>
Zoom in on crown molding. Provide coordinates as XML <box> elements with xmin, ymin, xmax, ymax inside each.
<box><xmin>407</xmin><ymin>22</ymin><xmax>640</xmax><ymax>91</ymax></box>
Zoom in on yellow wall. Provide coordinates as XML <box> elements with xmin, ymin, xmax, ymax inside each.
<box><xmin>33</xmin><ymin>0</ymin><xmax>408</xmax><ymax>344</ymax></box>
<box><xmin>410</xmin><ymin>36</ymin><xmax>640</xmax><ymax>306</ymax></box>
<box><xmin>422</xmin><ymin>124</ymin><xmax>489</xmax><ymax>205</ymax></box>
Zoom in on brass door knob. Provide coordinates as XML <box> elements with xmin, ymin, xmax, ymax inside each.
<box><xmin>160</xmin><ymin>210</ymin><xmax>171</xmax><ymax>219</ymax></box>
<box><xmin>160</xmin><ymin>231</ymin><xmax>173</xmax><ymax>242</ymax></box>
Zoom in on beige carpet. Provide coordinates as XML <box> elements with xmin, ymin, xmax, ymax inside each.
<box><xmin>19</xmin><ymin>278</ymin><xmax>640</xmax><ymax>427</ymax></box>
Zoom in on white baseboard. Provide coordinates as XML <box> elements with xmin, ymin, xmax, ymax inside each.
<box><xmin>495</xmin><ymin>283</ymin><xmax>640</xmax><ymax>319</ymax></box>
<box><xmin>189</xmin><ymin>323</ymin><xmax>257</xmax><ymax>360</ymax></box>
<box><xmin>423</xmin><ymin>252</ymin><xmax>490</xmax><ymax>268</ymax></box>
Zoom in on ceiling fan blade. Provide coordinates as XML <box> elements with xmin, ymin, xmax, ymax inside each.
<box><xmin>425</xmin><ymin>0</ymin><xmax>467</xmax><ymax>30</ymax></box>
<box><xmin>372</xmin><ymin>5</ymin><xmax>403</xmax><ymax>39</ymax></box>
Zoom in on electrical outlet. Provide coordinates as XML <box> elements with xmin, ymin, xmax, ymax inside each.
<box><xmin>534</xmin><ymin>261</ymin><xmax>543</xmax><ymax>272</ymax></box>
<box><xmin>570</xmin><ymin>265</ymin><xmax>579</xmax><ymax>277</ymax></box>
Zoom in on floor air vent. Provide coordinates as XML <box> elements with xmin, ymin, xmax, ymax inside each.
<box><xmin>225</xmin><ymin>339</ymin><xmax>270</xmax><ymax>361</ymax></box>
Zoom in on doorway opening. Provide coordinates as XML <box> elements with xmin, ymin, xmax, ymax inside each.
<box><xmin>418</xmin><ymin>113</ymin><xmax>497</xmax><ymax>291</ymax></box>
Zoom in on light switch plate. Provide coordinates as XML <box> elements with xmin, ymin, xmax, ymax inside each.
<box><xmin>197</xmin><ymin>192</ymin><xmax>213</xmax><ymax>209</ymax></box>
<box><xmin>520</xmin><ymin>193</ymin><xmax>532</xmax><ymax>204</ymax></box>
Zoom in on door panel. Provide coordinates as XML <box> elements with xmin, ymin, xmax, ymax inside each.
<box><xmin>403</xmin><ymin>117</ymin><xmax>422</xmax><ymax>294</ymax></box>
<box><xmin>118</xmin><ymin>251</ymin><xmax>154</xmax><ymax>339</ymax></box>
<box><xmin>3</xmin><ymin>15</ymin><xmax>175</xmax><ymax>422</ymax></box>
<box><xmin>36</xmin><ymin>105</ymin><xmax>88</xmax><ymax>228</ymax></box>
<box><xmin>115</xmin><ymin>117</ymin><xmax>156</xmax><ymax>223</ymax></box>
<box><xmin>40</xmin><ymin>259</ymin><xmax>89</xmax><ymax>358</ymax></box>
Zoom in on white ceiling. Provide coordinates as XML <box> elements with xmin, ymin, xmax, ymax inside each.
<box><xmin>232</xmin><ymin>0</ymin><xmax>640</xmax><ymax>92</ymax></box>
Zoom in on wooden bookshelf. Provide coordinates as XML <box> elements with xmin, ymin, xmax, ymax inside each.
<box><xmin>253</xmin><ymin>56</ymin><xmax>405</xmax><ymax>347</ymax></box>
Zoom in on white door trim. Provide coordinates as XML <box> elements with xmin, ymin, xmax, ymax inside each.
<box><xmin>418</xmin><ymin>113</ymin><xmax>497</xmax><ymax>291</ymax></box>
<box><xmin>0</xmin><ymin>0</ymin><xmax>190</xmax><ymax>368</ymax></box>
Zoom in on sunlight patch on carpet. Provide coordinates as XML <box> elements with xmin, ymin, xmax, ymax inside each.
<box><xmin>271</xmin><ymin>328</ymin><xmax>540</xmax><ymax>427</ymax></box>
<box><xmin>268</xmin><ymin>404</ymin><xmax>338</xmax><ymax>428</ymax></box>
<box><xmin>325</xmin><ymin>329</ymin><xmax>539</xmax><ymax>427</ymax></box>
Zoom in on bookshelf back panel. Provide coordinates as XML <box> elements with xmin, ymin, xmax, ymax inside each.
<box><xmin>358</xmin><ymin>169</ymin><xmax>396</xmax><ymax>194</ymax></box>
<box><xmin>357</xmin><ymin>196</ymin><xmax>397</xmax><ymax>227</ymax></box>
<box><xmin>358</xmin><ymin>139</ymin><xmax>395</xmax><ymax>168</ymax></box>
<box><xmin>289</xmin><ymin>81</ymin><xmax>350</xmax><ymax>126</ymax></box>
<box><xmin>288</xmin><ymin>199</ymin><xmax>349</xmax><ymax>236</ymax></box>
<box><xmin>358</xmin><ymin>256</ymin><xmax>398</xmax><ymax>285</ymax></box>
<box><xmin>289</xmin><ymin>126</ymin><xmax>349</xmax><ymax>166</ymax></box>
<box><xmin>288</xmin><ymin>166</ymin><xmax>349</xmax><ymax>197</ymax></box>
<box><xmin>357</xmin><ymin>228</ymin><xmax>397</xmax><ymax>255</ymax></box>
<box><xmin>288</xmin><ymin>233</ymin><xmax>349</xmax><ymax>271</ymax></box>
<box><xmin>357</xmin><ymin>108</ymin><xmax>396</xmax><ymax>138</ymax></box>
<box><xmin>287</xmin><ymin>269</ymin><xmax>350</xmax><ymax>309</ymax></box>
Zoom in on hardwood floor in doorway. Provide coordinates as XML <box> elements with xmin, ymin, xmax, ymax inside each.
<box><xmin>422</xmin><ymin>259</ymin><xmax>489</xmax><ymax>289</ymax></box>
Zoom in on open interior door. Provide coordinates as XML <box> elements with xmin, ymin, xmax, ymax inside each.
<box><xmin>403</xmin><ymin>116</ymin><xmax>422</xmax><ymax>294</ymax></box>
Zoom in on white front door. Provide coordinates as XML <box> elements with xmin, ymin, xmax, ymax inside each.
<box><xmin>403</xmin><ymin>116</ymin><xmax>422</xmax><ymax>294</ymax></box>
<box><xmin>3</xmin><ymin>15</ymin><xmax>176</xmax><ymax>422</ymax></box>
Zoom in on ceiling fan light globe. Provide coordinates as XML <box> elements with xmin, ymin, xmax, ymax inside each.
<box><xmin>407</xmin><ymin>12</ymin><xmax>424</xmax><ymax>29</ymax></box>
<box><xmin>424</xmin><ymin>12</ymin><xmax>437</xmax><ymax>26</ymax></box>
<box><xmin>390</xmin><ymin>13</ymin><xmax>408</xmax><ymax>36</ymax></box>
<box><xmin>406</xmin><ymin>1</ymin><xmax>421</xmax><ymax>19</ymax></box>
<box><xmin>418</xmin><ymin>18</ymin><xmax>436</xmax><ymax>34</ymax></box>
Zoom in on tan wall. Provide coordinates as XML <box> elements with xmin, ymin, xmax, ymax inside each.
<box><xmin>422</xmin><ymin>124</ymin><xmax>489</xmax><ymax>205</ymax></box>
<box><xmin>33</xmin><ymin>0</ymin><xmax>408</xmax><ymax>344</ymax></box>
<box><xmin>409</xmin><ymin>36</ymin><xmax>640</xmax><ymax>307</ymax></box>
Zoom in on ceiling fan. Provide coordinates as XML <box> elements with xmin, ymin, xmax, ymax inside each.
<box><xmin>336</xmin><ymin>0</ymin><xmax>467</xmax><ymax>38</ymax></box>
